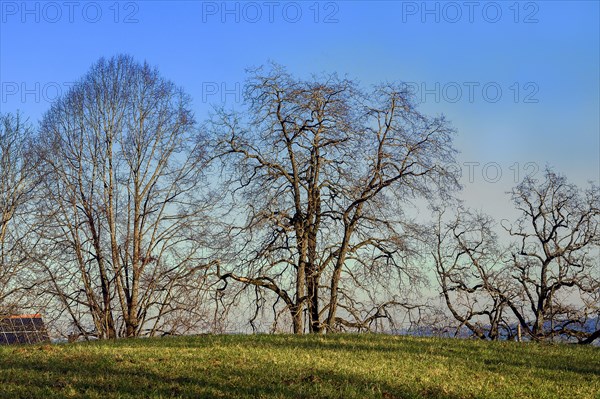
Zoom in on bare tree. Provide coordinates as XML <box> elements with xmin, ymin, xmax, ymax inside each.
<box><xmin>431</xmin><ymin>169</ymin><xmax>600</xmax><ymax>343</ymax></box>
<box><xmin>211</xmin><ymin>64</ymin><xmax>458</xmax><ymax>334</ymax></box>
<box><xmin>34</xmin><ymin>55</ymin><xmax>215</xmax><ymax>339</ymax></box>
<box><xmin>503</xmin><ymin>169</ymin><xmax>599</xmax><ymax>342</ymax></box>
<box><xmin>431</xmin><ymin>208</ymin><xmax>513</xmax><ymax>340</ymax></box>
<box><xmin>0</xmin><ymin>113</ymin><xmax>40</xmax><ymax>314</ymax></box>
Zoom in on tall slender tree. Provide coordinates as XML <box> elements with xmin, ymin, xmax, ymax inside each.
<box><xmin>35</xmin><ymin>55</ymin><xmax>215</xmax><ymax>338</ymax></box>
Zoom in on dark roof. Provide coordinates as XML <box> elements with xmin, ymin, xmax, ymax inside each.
<box><xmin>0</xmin><ymin>314</ymin><xmax>50</xmax><ymax>345</ymax></box>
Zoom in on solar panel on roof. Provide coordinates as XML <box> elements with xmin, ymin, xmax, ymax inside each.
<box><xmin>0</xmin><ymin>314</ymin><xmax>50</xmax><ymax>345</ymax></box>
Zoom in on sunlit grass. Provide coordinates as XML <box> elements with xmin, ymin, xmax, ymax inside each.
<box><xmin>0</xmin><ymin>334</ymin><xmax>597</xmax><ymax>398</ymax></box>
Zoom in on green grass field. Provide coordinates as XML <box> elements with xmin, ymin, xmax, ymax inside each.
<box><xmin>0</xmin><ymin>334</ymin><xmax>597</xmax><ymax>398</ymax></box>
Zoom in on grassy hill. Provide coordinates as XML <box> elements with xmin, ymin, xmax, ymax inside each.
<box><xmin>0</xmin><ymin>334</ymin><xmax>597</xmax><ymax>398</ymax></box>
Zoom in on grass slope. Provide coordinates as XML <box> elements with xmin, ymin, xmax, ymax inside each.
<box><xmin>0</xmin><ymin>334</ymin><xmax>598</xmax><ymax>398</ymax></box>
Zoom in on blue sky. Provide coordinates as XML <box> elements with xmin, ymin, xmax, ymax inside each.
<box><xmin>1</xmin><ymin>0</ymin><xmax>598</xmax><ymax>220</ymax></box>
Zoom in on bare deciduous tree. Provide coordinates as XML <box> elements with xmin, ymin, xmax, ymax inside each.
<box><xmin>212</xmin><ymin>64</ymin><xmax>458</xmax><ymax>334</ymax></box>
<box><xmin>0</xmin><ymin>113</ymin><xmax>40</xmax><ymax>314</ymax></box>
<box><xmin>504</xmin><ymin>170</ymin><xmax>599</xmax><ymax>342</ymax></box>
<box><xmin>432</xmin><ymin>169</ymin><xmax>600</xmax><ymax>343</ymax></box>
<box><xmin>431</xmin><ymin>208</ymin><xmax>512</xmax><ymax>340</ymax></box>
<box><xmin>34</xmin><ymin>55</ymin><xmax>215</xmax><ymax>339</ymax></box>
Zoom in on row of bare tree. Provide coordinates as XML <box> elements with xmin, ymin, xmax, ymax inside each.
<box><xmin>431</xmin><ymin>173</ymin><xmax>599</xmax><ymax>343</ymax></box>
<box><xmin>0</xmin><ymin>55</ymin><xmax>598</xmax><ymax>343</ymax></box>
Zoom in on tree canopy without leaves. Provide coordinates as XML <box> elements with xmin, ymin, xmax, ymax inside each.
<box><xmin>34</xmin><ymin>55</ymin><xmax>215</xmax><ymax>338</ymax></box>
<box><xmin>0</xmin><ymin>113</ymin><xmax>40</xmax><ymax>314</ymax></box>
<box><xmin>1</xmin><ymin>56</ymin><xmax>597</xmax><ymax>343</ymax></box>
<box><xmin>211</xmin><ymin>64</ymin><xmax>459</xmax><ymax>334</ymax></box>
<box><xmin>431</xmin><ymin>169</ymin><xmax>600</xmax><ymax>343</ymax></box>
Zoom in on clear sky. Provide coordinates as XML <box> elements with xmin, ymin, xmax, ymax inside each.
<box><xmin>1</xmin><ymin>0</ymin><xmax>598</xmax><ymax>221</ymax></box>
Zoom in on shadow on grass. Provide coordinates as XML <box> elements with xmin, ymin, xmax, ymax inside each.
<box><xmin>250</xmin><ymin>334</ymin><xmax>600</xmax><ymax>377</ymax></box>
<box><xmin>0</xmin><ymin>344</ymin><xmax>465</xmax><ymax>399</ymax></box>
<box><xmin>1</xmin><ymin>334</ymin><xmax>598</xmax><ymax>398</ymax></box>
<box><xmin>68</xmin><ymin>334</ymin><xmax>600</xmax><ymax>378</ymax></box>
